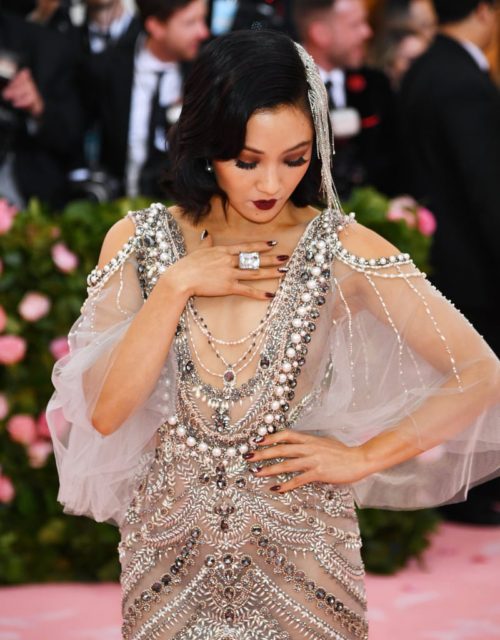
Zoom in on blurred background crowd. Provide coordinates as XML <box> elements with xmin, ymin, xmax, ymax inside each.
<box><xmin>1</xmin><ymin>0</ymin><xmax>499</xmax><ymax>527</ymax></box>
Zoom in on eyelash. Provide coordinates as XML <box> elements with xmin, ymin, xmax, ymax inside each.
<box><xmin>235</xmin><ymin>157</ymin><xmax>308</xmax><ymax>170</ymax></box>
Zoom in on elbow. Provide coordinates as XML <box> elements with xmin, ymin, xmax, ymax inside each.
<box><xmin>91</xmin><ymin>407</ymin><xmax>116</xmax><ymax>437</ymax></box>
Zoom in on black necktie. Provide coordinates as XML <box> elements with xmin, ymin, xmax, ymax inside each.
<box><xmin>324</xmin><ymin>79</ymin><xmax>335</xmax><ymax>111</ymax></box>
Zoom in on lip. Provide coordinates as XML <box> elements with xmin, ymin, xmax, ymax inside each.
<box><xmin>253</xmin><ymin>199</ymin><xmax>277</xmax><ymax>211</ymax></box>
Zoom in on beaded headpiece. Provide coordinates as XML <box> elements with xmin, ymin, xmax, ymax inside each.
<box><xmin>293</xmin><ymin>42</ymin><xmax>342</xmax><ymax>212</ymax></box>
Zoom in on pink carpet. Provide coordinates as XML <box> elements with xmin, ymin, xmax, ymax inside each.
<box><xmin>0</xmin><ymin>523</ymin><xmax>499</xmax><ymax>640</ymax></box>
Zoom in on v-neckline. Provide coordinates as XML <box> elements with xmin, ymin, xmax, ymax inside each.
<box><xmin>161</xmin><ymin>205</ymin><xmax>326</xmax><ymax>399</ymax></box>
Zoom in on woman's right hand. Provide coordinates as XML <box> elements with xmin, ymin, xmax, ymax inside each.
<box><xmin>161</xmin><ymin>232</ymin><xmax>288</xmax><ymax>301</ymax></box>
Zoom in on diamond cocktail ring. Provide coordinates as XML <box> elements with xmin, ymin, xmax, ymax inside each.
<box><xmin>238</xmin><ymin>251</ymin><xmax>260</xmax><ymax>270</ymax></box>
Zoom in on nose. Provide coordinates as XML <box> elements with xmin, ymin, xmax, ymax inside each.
<box><xmin>256</xmin><ymin>166</ymin><xmax>280</xmax><ymax>196</ymax></box>
<box><xmin>199</xmin><ymin>22</ymin><xmax>210</xmax><ymax>40</ymax></box>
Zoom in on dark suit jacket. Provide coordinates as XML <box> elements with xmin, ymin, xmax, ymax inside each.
<box><xmin>0</xmin><ymin>11</ymin><xmax>83</xmax><ymax>207</ymax></box>
<box><xmin>327</xmin><ymin>67</ymin><xmax>401</xmax><ymax>199</ymax></box>
<box><xmin>83</xmin><ymin>33</ymin><xmax>190</xmax><ymax>197</ymax></box>
<box><xmin>399</xmin><ymin>34</ymin><xmax>500</xmax><ymax>312</ymax></box>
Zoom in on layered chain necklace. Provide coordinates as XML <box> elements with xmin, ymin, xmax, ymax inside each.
<box><xmin>185</xmin><ymin>298</ymin><xmax>276</xmax><ymax>392</ymax></box>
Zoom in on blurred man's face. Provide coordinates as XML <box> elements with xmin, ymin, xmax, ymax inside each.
<box><xmin>315</xmin><ymin>0</ymin><xmax>372</xmax><ymax>69</ymax></box>
<box><xmin>149</xmin><ymin>0</ymin><xmax>209</xmax><ymax>61</ymax></box>
<box><xmin>85</xmin><ymin>0</ymin><xmax>119</xmax><ymax>10</ymax></box>
<box><xmin>409</xmin><ymin>0</ymin><xmax>437</xmax><ymax>42</ymax></box>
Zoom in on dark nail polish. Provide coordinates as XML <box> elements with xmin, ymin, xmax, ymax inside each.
<box><xmin>265</xmin><ymin>292</ymin><xmax>275</xmax><ymax>299</ymax></box>
<box><xmin>201</xmin><ymin>229</ymin><xmax>209</xmax><ymax>240</ymax></box>
<box><xmin>243</xmin><ymin>452</ymin><xmax>255</xmax><ymax>460</ymax></box>
<box><xmin>277</xmin><ymin>267</ymin><xmax>289</xmax><ymax>273</ymax></box>
<box><xmin>277</xmin><ymin>255</ymin><xmax>290</xmax><ymax>262</ymax></box>
<box><xmin>267</xmin><ymin>240</ymin><xmax>278</xmax><ymax>246</ymax></box>
<box><xmin>250</xmin><ymin>465</ymin><xmax>263</xmax><ymax>473</ymax></box>
<box><xmin>254</xmin><ymin>435</ymin><xmax>265</xmax><ymax>443</ymax></box>
<box><xmin>270</xmin><ymin>485</ymin><xmax>281</xmax><ymax>492</ymax></box>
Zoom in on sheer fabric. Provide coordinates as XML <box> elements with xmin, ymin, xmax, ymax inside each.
<box><xmin>47</xmin><ymin>249</ymin><xmax>176</xmax><ymax>525</ymax></box>
<box><xmin>47</xmin><ymin>208</ymin><xmax>500</xmax><ymax>527</ymax></box>
<box><xmin>296</xmin><ymin>223</ymin><xmax>500</xmax><ymax>509</ymax></box>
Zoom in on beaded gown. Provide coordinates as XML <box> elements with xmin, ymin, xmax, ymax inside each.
<box><xmin>47</xmin><ymin>204</ymin><xmax>500</xmax><ymax>640</ymax></box>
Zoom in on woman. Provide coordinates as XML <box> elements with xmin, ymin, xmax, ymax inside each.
<box><xmin>47</xmin><ymin>30</ymin><xmax>500</xmax><ymax>640</ymax></box>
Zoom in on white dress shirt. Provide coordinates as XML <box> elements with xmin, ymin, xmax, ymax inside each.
<box><xmin>458</xmin><ymin>39</ymin><xmax>490</xmax><ymax>72</ymax></box>
<box><xmin>126</xmin><ymin>38</ymin><xmax>182</xmax><ymax>197</ymax></box>
<box><xmin>319</xmin><ymin>67</ymin><xmax>347</xmax><ymax>109</ymax></box>
<box><xmin>88</xmin><ymin>10</ymin><xmax>134</xmax><ymax>54</ymax></box>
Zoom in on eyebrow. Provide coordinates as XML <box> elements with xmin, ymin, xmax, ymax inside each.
<box><xmin>243</xmin><ymin>140</ymin><xmax>312</xmax><ymax>155</ymax></box>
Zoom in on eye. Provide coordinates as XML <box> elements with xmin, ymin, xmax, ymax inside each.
<box><xmin>285</xmin><ymin>157</ymin><xmax>308</xmax><ymax>167</ymax></box>
<box><xmin>235</xmin><ymin>159</ymin><xmax>258</xmax><ymax>170</ymax></box>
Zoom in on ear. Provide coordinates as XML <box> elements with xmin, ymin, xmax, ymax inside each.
<box><xmin>144</xmin><ymin>15</ymin><xmax>162</xmax><ymax>38</ymax></box>
<box><xmin>475</xmin><ymin>1</ymin><xmax>495</xmax><ymax>23</ymax></box>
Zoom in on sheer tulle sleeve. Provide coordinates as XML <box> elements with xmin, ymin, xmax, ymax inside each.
<box><xmin>295</xmin><ymin>219</ymin><xmax>500</xmax><ymax>510</ymax></box>
<box><xmin>46</xmin><ymin>231</ymin><xmax>176</xmax><ymax>526</ymax></box>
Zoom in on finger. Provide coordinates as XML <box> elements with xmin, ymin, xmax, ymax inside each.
<box><xmin>254</xmin><ymin>458</ymin><xmax>309</xmax><ymax>477</ymax></box>
<box><xmin>231</xmin><ymin>254</ymin><xmax>289</xmax><ymax>269</ymax></box>
<box><xmin>226</xmin><ymin>241</ymin><xmax>278</xmax><ymax>255</ymax></box>
<box><xmin>235</xmin><ymin>268</ymin><xmax>282</xmax><ymax>281</ymax></box>
<box><xmin>259</xmin><ymin>430</ymin><xmax>309</xmax><ymax>447</ymax></box>
<box><xmin>232</xmin><ymin>283</ymin><xmax>277</xmax><ymax>301</ymax></box>
<box><xmin>270</xmin><ymin>470</ymin><xmax>317</xmax><ymax>494</ymax></box>
<box><xmin>246</xmin><ymin>443</ymin><xmax>305</xmax><ymax>462</ymax></box>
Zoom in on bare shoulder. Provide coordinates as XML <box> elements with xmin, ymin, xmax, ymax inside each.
<box><xmin>337</xmin><ymin>221</ymin><xmax>402</xmax><ymax>259</ymax></box>
<box><xmin>97</xmin><ymin>217</ymin><xmax>136</xmax><ymax>269</ymax></box>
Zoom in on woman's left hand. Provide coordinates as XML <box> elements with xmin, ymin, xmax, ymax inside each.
<box><xmin>245</xmin><ymin>429</ymin><xmax>371</xmax><ymax>493</ymax></box>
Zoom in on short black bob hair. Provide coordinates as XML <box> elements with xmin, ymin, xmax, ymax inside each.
<box><xmin>166</xmin><ymin>30</ymin><xmax>331</xmax><ymax>222</ymax></box>
<box><xmin>433</xmin><ymin>0</ymin><xmax>496</xmax><ymax>25</ymax></box>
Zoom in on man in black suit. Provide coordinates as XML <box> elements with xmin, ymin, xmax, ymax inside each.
<box><xmin>83</xmin><ymin>0</ymin><xmax>209</xmax><ymax>199</ymax></box>
<box><xmin>80</xmin><ymin>0</ymin><xmax>141</xmax><ymax>55</ymax></box>
<box><xmin>399</xmin><ymin>0</ymin><xmax>500</xmax><ymax>525</ymax></box>
<box><xmin>293</xmin><ymin>0</ymin><xmax>401</xmax><ymax>199</ymax></box>
<box><xmin>0</xmin><ymin>10</ymin><xmax>83</xmax><ymax>208</ymax></box>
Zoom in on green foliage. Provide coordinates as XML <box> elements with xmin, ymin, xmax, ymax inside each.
<box><xmin>358</xmin><ymin>508</ymin><xmax>441</xmax><ymax>574</ymax></box>
<box><xmin>0</xmin><ymin>192</ymin><xmax>439</xmax><ymax>583</ymax></box>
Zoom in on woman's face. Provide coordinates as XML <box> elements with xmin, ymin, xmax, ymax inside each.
<box><xmin>212</xmin><ymin>105</ymin><xmax>314</xmax><ymax>225</ymax></box>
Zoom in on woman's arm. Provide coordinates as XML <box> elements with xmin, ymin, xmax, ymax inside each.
<box><xmin>248</xmin><ymin>222</ymin><xmax>500</xmax><ymax>494</ymax></box>
<box><xmin>91</xmin><ymin>219</ymin><xmax>286</xmax><ymax>436</ymax></box>
<box><xmin>90</xmin><ymin>218</ymin><xmax>189</xmax><ymax>436</ymax></box>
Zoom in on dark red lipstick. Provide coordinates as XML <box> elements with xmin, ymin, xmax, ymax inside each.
<box><xmin>253</xmin><ymin>199</ymin><xmax>277</xmax><ymax>210</ymax></box>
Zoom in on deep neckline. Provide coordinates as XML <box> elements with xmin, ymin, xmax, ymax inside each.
<box><xmin>161</xmin><ymin>205</ymin><xmax>327</xmax><ymax>401</ymax></box>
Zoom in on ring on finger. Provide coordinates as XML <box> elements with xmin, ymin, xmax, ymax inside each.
<box><xmin>239</xmin><ymin>251</ymin><xmax>260</xmax><ymax>270</ymax></box>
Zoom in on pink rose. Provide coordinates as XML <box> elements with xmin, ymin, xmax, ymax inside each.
<box><xmin>0</xmin><ymin>199</ymin><xmax>18</xmax><ymax>235</ymax></box>
<box><xmin>51</xmin><ymin>242</ymin><xmax>79</xmax><ymax>273</ymax></box>
<box><xmin>0</xmin><ymin>475</ymin><xmax>15</xmax><ymax>503</ymax></box>
<box><xmin>387</xmin><ymin>196</ymin><xmax>417</xmax><ymax>228</ymax></box>
<box><xmin>7</xmin><ymin>414</ymin><xmax>37</xmax><ymax>445</ymax></box>
<box><xmin>49</xmin><ymin>336</ymin><xmax>70</xmax><ymax>360</ymax></box>
<box><xmin>0</xmin><ymin>393</ymin><xmax>9</xmax><ymax>420</ymax></box>
<box><xmin>0</xmin><ymin>305</ymin><xmax>6</xmax><ymax>333</ymax></box>
<box><xmin>417</xmin><ymin>207</ymin><xmax>437</xmax><ymax>237</ymax></box>
<box><xmin>0</xmin><ymin>335</ymin><xmax>27</xmax><ymax>365</ymax></box>
<box><xmin>28</xmin><ymin>440</ymin><xmax>53</xmax><ymax>468</ymax></box>
<box><xmin>18</xmin><ymin>292</ymin><xmax>51</xmax><ymax>322</ymax></box>
<box><xmin>36</xmin><ymin>411</ymin><xmax>50</xmax><ymax>439</ymax></box>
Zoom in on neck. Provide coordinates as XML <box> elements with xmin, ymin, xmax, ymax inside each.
<box><xmin>145</xmin><ymin>37</ymin><xmax>176</xmax><ymax>63</ymax></box>
<box><xmin>89</xmin><ymin>2</ymin><xmax>123</xmax><ymax>29</ymax></box>
<box><xmin>204</xmin><ymin>197</ymin><xmax>299</xmax><ymax>237</ymax></box>
<box><xmin>440</xmin><ymin>23</ymin><xmax>488</xmax><ymax>52</ymax></box>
